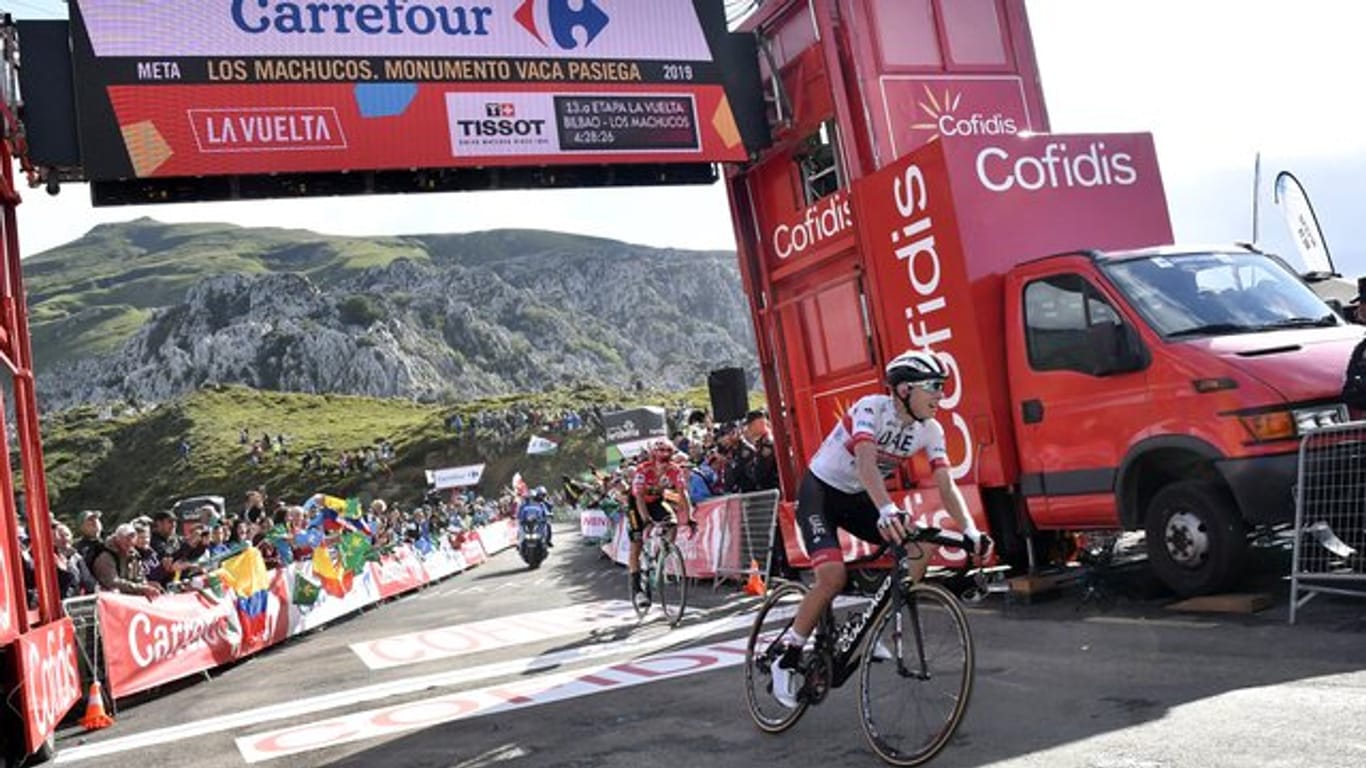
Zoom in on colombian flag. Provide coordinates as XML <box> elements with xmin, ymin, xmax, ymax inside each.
<box><xmin>219</xmin><ymin>546</ymin><xmax>272</xmax><ymax>643</ymax></box>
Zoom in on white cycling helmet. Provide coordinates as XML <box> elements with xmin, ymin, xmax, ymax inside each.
<box><xmin>885</xmin><ymin>348</ymin><xmax>948</xmax><ymax>387</ymax></box>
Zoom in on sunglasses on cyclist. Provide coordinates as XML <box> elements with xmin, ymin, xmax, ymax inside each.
<box><xmin>908</xmin><ymin>380</ymin><xmax>945</xmax><ymax>394</ymax></box>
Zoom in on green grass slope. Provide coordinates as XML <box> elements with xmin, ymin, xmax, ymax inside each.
<box><xmin>38</xmin><ymin>384</ymin><xmax>726</xmax><ymax>527</ymax></box>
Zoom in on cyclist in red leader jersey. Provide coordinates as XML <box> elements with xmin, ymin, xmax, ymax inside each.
<box><xmin>770</xmin><ymin>348</ymin><xmax>991</xmax><ymax>708</ymax></box>
<box><xmin>628</xmin><ymin>437</ymin><xmax>695</xmax><ymax>599</ymax></box>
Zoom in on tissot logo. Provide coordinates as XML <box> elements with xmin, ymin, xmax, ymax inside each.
<box><xmin>911</xmin><ymin>85</ymin><xmax>1019</xmax><ymax>141</ymax></box>
<box><xmin>514</xmin><ymin>0</ymin><xmax>610</xmax><ymax>50</ymax></box>
<box><xmin>486</xmin><ymin>102</ymin><xmax>516</xmax><ymax>118</ymax></box>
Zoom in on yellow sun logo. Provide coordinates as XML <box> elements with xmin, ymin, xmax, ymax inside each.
<box><xmin>910</xmin><ymin>85</ymin><xmax>963</xmax><ymax>143</ymax></box>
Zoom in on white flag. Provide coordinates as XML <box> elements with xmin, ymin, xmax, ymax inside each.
<box><xmin>527</xmin><ymin>435</ymin><xmax>559</xmax><ymax>455</ymax></box>
<box><xmin>1274</xmin><ymin>171</ymin><xmax>1335</xmax><ymax>276</ymax></box>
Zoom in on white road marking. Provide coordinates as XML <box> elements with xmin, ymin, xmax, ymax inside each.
<box><xmin>349</xmin><ymin>601</ymin><xmax>640</xmax><ymax>670</ymax></box>
<box><xmin>55</xmin><ymin>608</ymin><xmax>761</xmax><ymax>764</ymax></box>
<box><xmin>1082</xmin><ymin>616</ymin><xmax>1218</xmax><ymax>629</ymax></box>
<box><xmin>237</xmin><ymin>636</ymin><xmax>753</xmax><ymax>762</ymax></box>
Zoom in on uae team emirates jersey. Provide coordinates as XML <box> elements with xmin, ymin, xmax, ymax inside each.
<box><xmin>808</xmin><ymin>394</ymin><xmax>949</xmax><ymax>493</ymax></box>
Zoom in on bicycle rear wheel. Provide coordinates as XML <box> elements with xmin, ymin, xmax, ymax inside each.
<box><xmin>744</xmin><ymin>581</ymin><xmax>811</xmax><ymax>733</ymax></box>
<box><xmin>657</xmin><ymin>541</ymin><xmax>688</xmax><ymax>627</ymax></box>
<box><xmin>857</xmin><ymin>581</ymin><xmax>974</xmax><ymax>766</ymax></box>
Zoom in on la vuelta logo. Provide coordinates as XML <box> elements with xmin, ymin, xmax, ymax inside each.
<box><xmin>514</xmin><ymin>0</ymin><xmax>610</xmax><ymax>50</ymax></box>
<box><xmin>911</xmin><ymin>85</ymin><xmax>1018</xmax><ymax>141</ymax></box>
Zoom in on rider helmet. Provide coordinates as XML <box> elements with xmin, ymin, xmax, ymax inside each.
<box><xmin>885</xmin><ymin>348</ymin><xmax>948</xmax><ymax>418</ymax></box>
<box><xmin>650</xmin><ymin>437</ymin><xmax>676</xmax><ymax>460</ymax></box>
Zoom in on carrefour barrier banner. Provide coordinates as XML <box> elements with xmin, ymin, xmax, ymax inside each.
<box><xmin>94</xmin><ymin>524</ymin><xmax>514</xmax><ymax>700</ymax></box>
<box><xmin>98</xmin><ymin>570</ymin><xmax>292</xmax><ymax>698</ymax></box>
<box><xmin>98</xmin><ymin>588</ymin><xmax>244</xmax><ymax>698</ymax></box>
<box><xmin>370</xmin><ymin>548</ymin><xmax>430</xmax><ymax>600</ymax></box>
<box><xmin>68</xmin><ymin>0</ymin><xmax>753</xmax><ymax>181</ymax></box>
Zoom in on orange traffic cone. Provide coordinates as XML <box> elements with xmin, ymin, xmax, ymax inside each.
<box><xmin>79</xmin><ymin>681</ymin><xmax>115</xmax><ymax>731</ymax></box>
<box><xmin>744</xmin><ymin>559</ymin><xmax>766</xmax><ymax>596</ymax></box>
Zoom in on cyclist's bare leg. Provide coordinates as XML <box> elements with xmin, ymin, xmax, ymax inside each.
<box><xmin>791</xmin><ymin>561</ymin><xmax>847</xmax><ymax>639</ymax></box>
<box><xmin>628</xmin><ymin>536</ymin><xmax>643</xmax><ymax>575</ymax></box>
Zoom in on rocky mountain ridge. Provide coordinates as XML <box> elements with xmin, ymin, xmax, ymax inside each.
<box><xmin>28</xmin><ymin>220</ymin><xmax>757</xmax><ymax>411</ymax></box>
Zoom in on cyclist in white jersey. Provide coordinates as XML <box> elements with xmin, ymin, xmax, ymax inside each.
<box><xmin>770</xmin><ymin>348</ymin><xmax>991</xmax><ymax>708</ymax></box>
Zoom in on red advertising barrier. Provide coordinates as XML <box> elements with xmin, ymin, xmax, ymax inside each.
<box><xmin>459</xmin><ymin>534</ymin><xmax>487</xmax><ymax>568</ymax></box>
<box><xmin>369</xmin><ymin>548</ymin><xmax>429</xmax><ymax>600</ymax></box>
<box><xmin>98</xmin><ymin>570</ymin><xmax>290</xmax><ymax>699</ymax></box>
<box><xmin>90</xmin><ymin>523</ymin><xmax>519</xmax><ymax>700</ymax></box>
<box><xmin>15</xmin><ymin>618</ymin><xmax>82</xmax><ymax>754</ymax></box>
<box><xmin>600</xmin><ymin>495</ymin><xmax>746</xmax><ymax>579</ymax></box>
<box><xmin>97</xmin><ymin>589</ymin><xmax>242</xmax><ymax>699</ymax></box>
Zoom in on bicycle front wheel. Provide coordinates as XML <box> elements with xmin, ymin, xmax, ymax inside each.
<box><xmin>657</xmin><ymin>541</ymin><xmax>688</xmax><ymax>627</ymax></box>
<box><xmin>744</xmin><ymin>580</ymin><xmax>811</xmax><ymax>733</ymax></box>
<box><xmin>857</xmin><ymin>581</ymin><xmax>974</xmax><ymax>766</ymax></box>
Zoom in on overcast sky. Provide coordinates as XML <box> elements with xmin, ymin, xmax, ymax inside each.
<box><xmin>9</xmin><ymin>0</ymin><xmax>1365</xmax><ymax>275</ymax></box>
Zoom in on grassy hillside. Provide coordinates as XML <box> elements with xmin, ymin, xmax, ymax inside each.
<box><xmin>38</xmin><ymin>384</ymin><xmax>742</xmax><ymax>526</ymax></box>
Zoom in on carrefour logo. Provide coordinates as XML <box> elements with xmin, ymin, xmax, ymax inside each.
<box><xmin>514</xmin><ymin>0</ymin><xmax>610</xmax><ymax>50</ymax></box>
<box><xmin>911</xmin><ymin>85</ymin><xmax>1018</xmax><ymax>140</ymax></box>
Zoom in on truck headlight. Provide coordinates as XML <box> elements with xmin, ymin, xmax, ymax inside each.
<box><xmin>1292</xmin><ymin>404</ymin><xmax>1348</xmax><ymax>433</ymax></box>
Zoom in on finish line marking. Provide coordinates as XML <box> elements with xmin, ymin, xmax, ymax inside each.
<box><xmin>350</xmin><ymin>600</ymin><xmax>640</xmax><ymax>670</ymax></box>
<box><xmin>236</xmin><ymin>636</ymin><xmax>753</xmax><ymax>763</ymax></box>
<box><xmin>56</xmin><ymin>607</ymin><xmax>764</xmax><ymax>764</ymax></box>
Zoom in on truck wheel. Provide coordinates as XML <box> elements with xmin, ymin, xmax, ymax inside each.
<box><xmin>1144</xmin><ymin>480</ymin><xmax>1247</xmax><ymax>597</ymax></box>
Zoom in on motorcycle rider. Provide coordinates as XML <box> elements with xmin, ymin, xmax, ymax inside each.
<box><xmin>518</xmin><ymin>487</ymin><xmax>554</xmax><ymax>549</ymax></box>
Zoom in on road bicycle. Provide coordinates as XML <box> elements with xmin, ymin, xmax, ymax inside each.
<box><xmin>628</xmin><ymin>520</ymin><xmax>689</xmax><ymax>627</ymax></box>
<box><xmin>744</xmin><ymin>527</ymin><xmax>977</xmax><ymax>766</ymax></box>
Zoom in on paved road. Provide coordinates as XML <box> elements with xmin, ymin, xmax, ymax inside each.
<box><xmin>54</xmin><ymin>524</ymin><xmax>1366</xmax><ymax>767</ymax></box>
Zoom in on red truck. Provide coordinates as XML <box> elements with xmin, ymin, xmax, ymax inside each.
<box><xmin>726</xmin><ymin>0</ymin><xmax>1358</xmax><ymax>595</ymax></box>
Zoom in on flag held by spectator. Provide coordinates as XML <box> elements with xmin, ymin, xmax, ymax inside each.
<box><xmin>293</xmin><ymin>574</ymin><xmax>322</xmax><ymax>607</ymax></box>
<box><xmin>312</xmin><ymin>544</ymin><xmax>353</xmax><ymax>598</ymax></box>
<box><xmin>527</xmin><ymin>435</ymin><xmax>559</xmax><ymax>455</ymax></box>
<box><xmin>339</xmin><ymin>531</ymin><xmax>375</xmax><ymax>573</ymax></box>
<box><xmin>219</xmin><ymin>546</ymin><xmax>272</xmax><ymax>641</ymax></box>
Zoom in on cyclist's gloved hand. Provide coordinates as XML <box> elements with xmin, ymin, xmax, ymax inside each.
<box><xmin>687</xmin><ymin>519</ymin><xmax>698</xmax><ymax>537</ymax></box>
<box><xmin>962</xmin><ymin>519</ymin><xmax>991</xmax><ymax>557</ymax></box>
<box><xmin>876</xmin><ymin>503</ymin><xmax>907</xmax><ymax>542</ymax></box>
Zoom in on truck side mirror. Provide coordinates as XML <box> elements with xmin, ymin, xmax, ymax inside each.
<box><xmin>1091</xmin><ymin>322</ymin><xmax>1148</xmax><ymax>376</ymax></box>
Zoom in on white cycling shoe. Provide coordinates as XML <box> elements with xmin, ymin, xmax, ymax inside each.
<box><xmin>770</xmin><ymin>652</ymin><xmax>800</xmax><ymax>708</ymax></box>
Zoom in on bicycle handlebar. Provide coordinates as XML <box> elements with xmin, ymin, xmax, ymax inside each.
<box><xmin>844</xmin><ymin>525</ymin><xmax>978</xmax><ymax>567</ymax></box>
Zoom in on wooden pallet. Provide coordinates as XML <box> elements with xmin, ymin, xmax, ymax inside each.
<box><xmin>1166</xmin><ymin>593</ymin><xmax>1274</xmax><ymax>614</ymax></box>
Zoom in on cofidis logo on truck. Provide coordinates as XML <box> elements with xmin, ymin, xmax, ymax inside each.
<box><xmin>883</xmin><ymin>76</ymin><xmax>1033</xmax><ymax>158</ymax></box>
<box><xmin>975</xmin><ymin>140</ymin><xmax>1138</xmax><ymax>193</ymax></box>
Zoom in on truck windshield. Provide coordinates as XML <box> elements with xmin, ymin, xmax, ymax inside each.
<box><xmin>1100</xmin><ymin>251</ymin><xmax>1339</xmax><ymax>338</ymax></box>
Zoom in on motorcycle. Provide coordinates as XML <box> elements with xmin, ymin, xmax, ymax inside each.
<box><xmin>518</xmin><ymin>515</ymin><xmax>549</xmax><ymax>569</ymax></box>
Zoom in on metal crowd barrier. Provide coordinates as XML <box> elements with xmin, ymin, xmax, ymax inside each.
<box><xmin>62</xmin><ymin>594</ymin><xmax>116</xmax><ymax>715</ymax></box>
<box><xmin>708</xmin><ymin>489</ymin><xmax>781</xmax><ymax>587</ymax></box>
<box><xmin>1289</xmin><ymin>421</ymin><xmax>1366</xmax><ymax>624</ymax></box>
